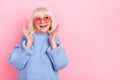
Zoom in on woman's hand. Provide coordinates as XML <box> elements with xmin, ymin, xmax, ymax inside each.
<box><xmin>23</xmin><ymin>25</ymin><xmax>34</xmax><ymax>49</ymax></box>
<box><xmin>49</xmin><ymin>25</ymin><xmax>59</xmax><ymax>50</ymax></box>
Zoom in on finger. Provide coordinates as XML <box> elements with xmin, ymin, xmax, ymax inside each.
<box><xmin>23</xmin><ymin>26</ymin><xmax>30</xmax><ymax>39</ymax></box>
<box><xmin>54</xmin><ymin>25</ymin><xmax>59</xmax><ymax>35</ymax></box>
<box><xmin>49</xmin><ymin>25</ymin><xmax>59</xmax><ymax>41</ymax></box>
<box><xmin>28</xmin><ymin>26</ymin><xmax>34</xmax><ymax>35</ymax></box>
<box><xmin>23</xmin><ymin>31</ymin><xmax>29</xmax><ymax>39</ymax></box>
<box><xmin>49</xmin><ymin>32</ymin><xmax>54</xmax><ymax>39</ymax></box>
<box><xmin>50</xmin><ymin>24</ymin><xmax>59</xmax><ymax>35</ymax></box>
<box><xmin>54</xmin><ymin>24</ymin><xmax>59</xmax><ymax>32</ymax></box>
<box><xmin>22</xmin><ymin>26</ymin><xmax>28</xmax><ymax>35</ymax></box>
<box><xmin>52</xmin><ymin>31</ymin><xmax>57</xmax><ymax>40</ymax></box>
<box><xmin>56</xmin><ymin>24</ymin><xmax>59</xmax><ymax>29</ymax></box>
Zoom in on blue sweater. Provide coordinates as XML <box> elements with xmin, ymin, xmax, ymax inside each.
<box><xmin>8</xmin><ymin>32</ymin><xmax>68</xmax><ymax>80</ymax></box>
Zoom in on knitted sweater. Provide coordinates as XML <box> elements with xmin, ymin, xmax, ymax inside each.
<box><xmin>8</xmin><ymin>32</ymin><xmax>68</xmax><ymax>80</ymax></box>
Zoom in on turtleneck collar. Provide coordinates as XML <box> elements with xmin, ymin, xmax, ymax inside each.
<box><xmin>34</xmin><ymin>31</ymin><xmax>49</xmax><ymax>37</ymax></box>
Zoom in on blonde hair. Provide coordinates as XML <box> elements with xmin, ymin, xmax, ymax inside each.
<box><xmin>28</xmin><ymin>7</ymin><xmax>55</xmax><ymax>33</ymax></box>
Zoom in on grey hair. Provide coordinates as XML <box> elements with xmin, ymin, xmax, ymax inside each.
<box><xmin>28</xmin><ymin>7</ymin><xmax>55</xmax><ymax>33</ymax></box>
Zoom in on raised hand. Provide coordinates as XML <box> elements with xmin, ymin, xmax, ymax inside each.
<box><xmin>49</xmin><ymin>25</ymin><xmax>59</xmax><ymax>50</ymax></box>
<box><xmin>22</xmin><ymin>25</ymin><xmax>34</xmax><ymax>48</ymax></box>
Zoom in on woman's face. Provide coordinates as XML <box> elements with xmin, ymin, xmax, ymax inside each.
<box><xmin>33</xmin><ymin>11</ymin><xmax>52</xmax><ymax>33</ymax></box>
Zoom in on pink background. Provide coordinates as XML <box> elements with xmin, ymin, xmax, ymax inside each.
<box><xmin>0</xmin><ymin>0</ymin><xmax>120</xmax><ymax>80</ymax></box>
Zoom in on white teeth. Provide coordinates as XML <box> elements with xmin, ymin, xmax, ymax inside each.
<box><xmin>40</xmin><ymin>25</ymin><xmax>47</xmax><ymax>28</ymax></box>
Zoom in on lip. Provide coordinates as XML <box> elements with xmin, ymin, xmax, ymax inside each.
<box><xmin>39</xmin><ymin>25</ymin><xmax>47</xmax><ymax>28</ymax></box>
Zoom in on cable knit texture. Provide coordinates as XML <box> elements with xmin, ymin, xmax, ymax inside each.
<box><xmin>8</xmin><ymin>32</ymin><xmax>68</xmax><ymax>80</ymax></box>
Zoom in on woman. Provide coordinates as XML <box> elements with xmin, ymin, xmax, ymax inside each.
<box><xmin>8</xmin><ymin>7</ymin><xmax>68</xmax><ymax>80</ymax></box>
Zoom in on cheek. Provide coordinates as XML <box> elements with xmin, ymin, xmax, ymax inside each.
<box><xmin>47</xmin><ymin>23</ymin><xmax>51</xmax><ymax>28</ymax></box>
<box><xmin>35</xmin><ymin>22</ymin><xmax>39</xmax><ymax>26</ymax></box>
<box><xmin>33</xmin><ymin>23</ymin><xmax>39</xmax><ymax>29</ymax></box>
<box><xmin>35</xmin><ymin>21</ymin><xmax>40</xmax><ymax>24</ymax></box>
<box><xmin>48</xmin><ymin>21</ymin><xmax>52</xmax><ymax>26</ymax></box>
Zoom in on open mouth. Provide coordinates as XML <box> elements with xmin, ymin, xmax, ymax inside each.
<box><xmin>39</xmin><ymin>25</ymin><xmax>47</xmax><ymax>28</ymax></box>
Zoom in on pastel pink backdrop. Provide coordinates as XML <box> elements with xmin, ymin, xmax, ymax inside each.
<box><xmin>0</xmin><ymin>0</ymin><xmax>120</xmax><ymax>80</ymax></box>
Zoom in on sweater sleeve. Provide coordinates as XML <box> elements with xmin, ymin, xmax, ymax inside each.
<box><xmin>47</xmin><ymin>37</ymin><xmax>69</xmax><ymax>72</ymax></box>
<box><xmin>8</xmin><ymin>36</ymin><xmax>34</xmax><ymax>70</ymax></box>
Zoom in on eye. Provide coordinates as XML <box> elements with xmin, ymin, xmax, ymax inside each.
<box><xmin>44</xmin><ymin>16</ymin><xmax>50</xmax><ymax>20</ymax></box>
<box><xmin>36</xmin><ymin>18</ymin><xmax>41</xmax><ymax>21</ymax></box>
<box><xmin>34</xmin><ymin>18</ymin><xmax>42</xmax><ymax>24</ymax></box>
<box><xmin>34</xmin><ymin>18</ymin><xmax>42</xmax><ymax>23</ymax></box>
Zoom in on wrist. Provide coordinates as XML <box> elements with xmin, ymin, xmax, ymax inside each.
<box><xmin>50</xmin><ymin>40</ymin><xmax>57</xmax><ymax>50</ymax></box>
<box><xmin>26</xmin><ymin>40</ymin><xmax>32</xmax><ymax>48</ymax></box>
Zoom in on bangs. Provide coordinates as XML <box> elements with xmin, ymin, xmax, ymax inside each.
<box><xmin>29</xmin><ymin>7</ymin><xmax>55</xmax><ymax>33</ymax></box>
<box><xmin>32</xmin><ymin>9</ymin><xmax>52</xmax><ymax>19</ymax></box>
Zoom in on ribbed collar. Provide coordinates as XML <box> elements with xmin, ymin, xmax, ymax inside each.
<box><xmin>34</xmin><ymin>32</ymin><xmax>49</xmax><ymax>38</ymax></box>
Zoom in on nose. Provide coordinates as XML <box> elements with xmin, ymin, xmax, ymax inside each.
<box><xmin>41</xmin><ymin>18</ymin><xmax>45</xmax><ymax>23</ymax></box>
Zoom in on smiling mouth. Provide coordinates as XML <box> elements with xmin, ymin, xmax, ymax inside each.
<box><xmin>40</xmin><ymin>25</ymin><xmax>47</xmax><ymax>28</ymax></box>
